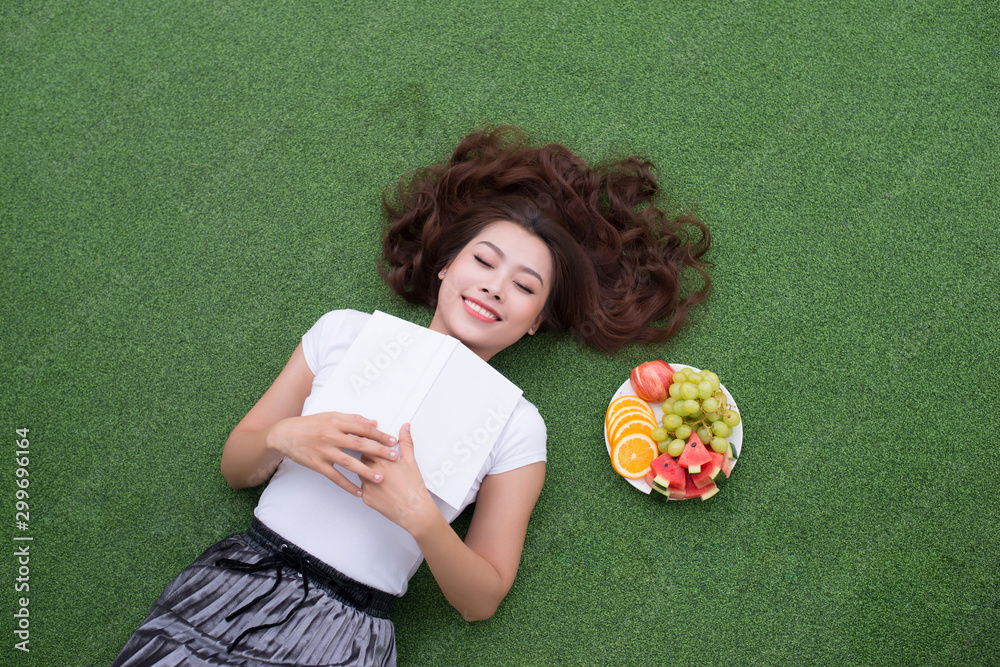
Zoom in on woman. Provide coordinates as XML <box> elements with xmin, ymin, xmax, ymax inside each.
<box><xmin>112</xmin><ymin>127</ymin><xmax>712</xmax><ymax>666</ymax></box>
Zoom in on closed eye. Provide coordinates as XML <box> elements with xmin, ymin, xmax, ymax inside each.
<box><xmin>476</xmin><ymin>253</ymin><xmax>536</xmax><ymax>294</ymax></box>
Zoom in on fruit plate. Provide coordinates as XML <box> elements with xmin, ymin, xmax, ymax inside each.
<box><xmin>605</xmin><ymin>364</ymin><xmax>743</xmax><ymax>497</ymax></box>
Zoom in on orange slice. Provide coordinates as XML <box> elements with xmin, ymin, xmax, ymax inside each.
<box><xmin>606</xmin><ymin>406</ymin><xmax>654</xmax><ymax>434</ymax></box>
<box><xmin>608</xmin><ymin>415</ymin><xmax>656</xmax><ymax>444</ymax></box>
<box><xmin>610</xmin><ymin>433</ymin><xmax>659</xmax><ymax>479</ymax></box>
<box><xmin>606</xmin><ymin>410</ymin><xmax>653</xmax><ymax>446</ymax></box>
<box><xmin>605</xmin><ymin>396</ymin><xmax>654</xmax><ymax>427</ymax></box>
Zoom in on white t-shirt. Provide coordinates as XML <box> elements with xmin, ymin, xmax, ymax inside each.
<box><xmin>255</xmin><ymin>309</ymin><xmax>547</xmax><ymax>596</ymax></box>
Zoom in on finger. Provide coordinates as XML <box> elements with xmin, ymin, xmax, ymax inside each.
<box><xmin>334</xmin><ymin>417</ymin><xmax>398</xmax><ymax>451</ymax></box>
<box><xmin>324</xmin><ymin>411</ymin><xmax>374</xmax><ymax>424</ymax></box>
<box><xmin>329</xmin><ymin>450</ymin><xmax>386</xmax><ymax>484</ymax></box>
<box><xmin>397</xmin><ymin>423</ymin><xmax>414</xmax><ymax>460</ymax></box>
<box><xmin>342</xmin><ymin>432</ymin><xmax>399</xmax><ymax>462</ymax></box>
<box><xmin>319</xmin><ymin>464</ymin><xmax>363</xmax><ymax>498</ymax></box>
<box><xmin>350</xmin><ymin>413</ymin><xmax>379</xmax><ymax>426</ymax></box>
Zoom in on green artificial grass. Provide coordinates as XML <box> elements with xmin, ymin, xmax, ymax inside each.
<box><xmin>2</xmin><ymin>0</ymin><xmax>998</xmax><ymax>664</ymax></box>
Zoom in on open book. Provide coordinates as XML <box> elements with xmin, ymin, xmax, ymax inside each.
<box><xmin>301</xmin><ymin>310</ymin><xmax>523</xmax><ymax>510</ymax></box>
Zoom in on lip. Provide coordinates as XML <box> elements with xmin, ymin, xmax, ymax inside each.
<box><xmin>462</xmin><ymin>296</ymin><xmax>501</xmax><ymax>322</ymax></box>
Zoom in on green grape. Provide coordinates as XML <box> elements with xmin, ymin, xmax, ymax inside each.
<box><xmin>723</xmin><ymin>410</ymin><xmax>741</xmax><ymax>428</ymax></box>
<box><xmin>661</xmin><ymin>397</ymin><xmax>677</xmax><ymax>412</ymax></box>
<box><xmin>701</xmin><ymin>397</ymin><xmax>720</xmax><ymax>414</ymax></box>
<box><xmin>704</xmin><ymin>411</ymin><xmax>722</xmax><ymax>423</ymax></box>
<box><xmin>697</xmin><ymin>425</ymin><xmax>712</xmax><ymax>444</ymax></box>
<box><xmin>662</xmin><ymin>413</ymin><xmax>683</xmax><ymax>431</ymax></box>
<box><xmin>651</xmin><ymin>426</ymin><xmax>669</xmax><ymax>442</ymax></box>
<box><xmin>672</xmin><ymin>401</ymin><xmax>689</xmax><ymax>416</ymax></box>
<box><xmin>698</xmin><ymin>381</ymin><xmax>713</xmax><ymax>399</ymax></box>
<box><xmin>667</xmin><ymin>438</ymin><xmax>686</xmax><ymax>457</ymax></box>
<box><xmin>672</xmin><ymin>371</ymin><xmax>688</xmax><ymax>384</ymax></box>
<box><xmin>686</xmin><ymin>409</ymin><xmax>704</xmax><ymax>421</ymax></box>
<box><xmin>679</xmin><ymin>383</ymin><xmax>699</xmax><ymax>400</ymax></box>
<box><xmin>675</xmin><ymin>424</ymin><xmax>692</xmax><ymax>440</ymax></box>
<box><xmin>710</xmin><ymin>437</ymin><xmax>730</xmax><ymax>454</ymax></box>
<box><xmin>668</xmin><ymin>383</ymin><xmax>681</xmax><ymax>399</ymax></box>
<box><xmin>682</xmin><ymin>399</ymin><xmax>700</xmax><ymax>414</ymax></box>
<box><xmin>712</xmin><ymin>421</ymin><xmax>732</xmax><ymax>438</ymax></box>
<box><xmin>704</xmin><ymin>371</ymin><xmax>720</xmax><ymax>390</ymax></box>
<box><xmin>658</xmin><ymin>438</ymin><xmax>671</xmax><ymax>454</ymax></box>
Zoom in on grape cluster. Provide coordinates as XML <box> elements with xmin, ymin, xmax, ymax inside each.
<box><xmin>649</xmin><ymin>368</ymin><xmax>741</xmax><ymax>457</ymax></box>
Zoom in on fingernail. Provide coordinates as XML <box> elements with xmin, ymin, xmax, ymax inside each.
<box><xmin>389</xmin><ymin>450</ymin><xmax>398</xmax><ymax>460</ymax></box>
<box><xmin>389</xmin><ymin>436</ymin><xmax>397</xmax><ymax>445</ymax></box>
<box><xmin>355</xmin><ymin>490</ymin><xmax>363</xmax><ymax>497</ymax></box>
<box><xmin>374</xmin><ymin>473</ymin><xmax>383</xmax><ymax>482</ymax></box>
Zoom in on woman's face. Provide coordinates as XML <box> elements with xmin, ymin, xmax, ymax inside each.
<box><xmin>429</xmin><ymin>220</ymin><xmax>553</xmax><ymax>361</ymax></box>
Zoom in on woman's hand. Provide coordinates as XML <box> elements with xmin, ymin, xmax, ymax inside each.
<box><xmin>361</xmin><ymin>423</ymin><xmax>546</xmax><ymax>622</ymax></box>
<box><xmin>266</xmin><ymin>412</ymin><xmax>399</xmax><ymax>497</ymax></box>
<box><xmin>221</xmin><ymin>343</ymin><xmax>398</xmax><ymax>492</ymax></box>
<box><xmin>359</xmin><ymin>423</ymin><xmax>438</xmax><ymax>531</ymax></box>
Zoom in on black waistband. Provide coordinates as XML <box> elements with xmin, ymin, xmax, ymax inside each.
<box><xmin>241</xmin><ymin>518</ymin><xmax>396</xmax><ymax>619</ymax></box>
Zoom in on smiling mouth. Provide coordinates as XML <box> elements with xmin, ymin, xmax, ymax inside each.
<box><xmin>463</xmin><ymin>297</ymin><xmax>500</xmax><ymax>321</ymax></box>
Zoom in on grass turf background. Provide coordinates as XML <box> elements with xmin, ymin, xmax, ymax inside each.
<box><xmin>2</xmin><ymin>0</ymin><xmax>998</xmax><ymax>664</ymax></box>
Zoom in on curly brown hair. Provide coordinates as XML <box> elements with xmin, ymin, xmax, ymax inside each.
<box><xmin>380</xmin><ymin>126</ymin><xmax>712</xmax><ymax>353</ymax></box>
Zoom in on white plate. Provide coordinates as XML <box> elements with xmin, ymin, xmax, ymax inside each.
<box><xmin>604</xmin><ymin>364</ymin><xmax>743</xmax><ymax>497</ymax></box>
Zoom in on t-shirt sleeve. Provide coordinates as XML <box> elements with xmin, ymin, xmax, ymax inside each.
<box><xmin>301</xmin><ymin>309</ymin><xmax>370</xmax><ymax>375</ymax></box>
<box><xmin>487</xmin><ymin>400</ymin><xmax>547</xmax><ymax>475</ymax></box>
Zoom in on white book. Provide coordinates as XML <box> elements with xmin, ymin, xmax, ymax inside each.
<box><xmin>301</xmin><ymin>310</ymin><xmax>523</xmax><ymax>510</ymax></box>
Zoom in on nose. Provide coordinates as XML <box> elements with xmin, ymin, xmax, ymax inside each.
<box><xmin>480</xmin><ymin>279</ymin><xmax>503</xmax><ymax>301</ymax></box>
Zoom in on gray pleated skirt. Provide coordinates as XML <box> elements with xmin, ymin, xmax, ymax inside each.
<box><xmin>112</xmin><ymin>520</ymin><xmax>397</xmax><ymax>667</ymax></box>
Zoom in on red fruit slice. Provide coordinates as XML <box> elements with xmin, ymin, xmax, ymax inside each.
<box><xmin>677</xmin><ymin>432</ymin><xmax>713</xmax><ymax>471</ymax></box>
<box><xmin>721</xmin><ymin>443</ymin><xmax>737</xmax><ymax>478</ymax></box>
<box><xmin>650</xmin><ymin>452</ymin><xmax>686</xmax><ymax>490</ymax></box>
<box><xmin>683</xmin><ymin>472</ymin><xmax>702</xmax><ymax>499</ymax></box>
<box><xmin>698</xmin><ymin>482</ymin><xmax>720</xmax><ymax>501</ymax></box>
<box><xmin>646</xmin><ymin>472</ymin><xmax>672</xmax><ymax>498</ymax></box>
<box><xmin>668</xmin><ymin>485</ymin><xmax>687</xmax><ymax>500</ymax></box>
<box><xmin>683</xmin><ymin>471</ymin><xmax>719</xmax><ymax>500</ymax></box>
<box><xmin>691</xmin><ymin>451</ymin><xmax>725</xmax><ymax>488</ymax></box>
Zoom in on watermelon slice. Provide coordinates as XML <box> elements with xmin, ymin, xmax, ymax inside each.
<box><xmin>683</xmin><ymin>472</ymin><xmax>702</xmax><ymax>499</ymax></box>
<box><xmin>691</xmin><ymin>451</ymin><xmax>724</xmax><ymax>489</ymax></box>
<box><xmin>645</xmin><ymin>472</ymin><xmax>672</xmax><ymax>499</ymax></box>
<box><xmin>677</xmin><ymin>433</ymin><xmax>712</xmax><ymax>472</ymax></box>
<box><xmin>698</xmin><ymin>482</ymin><xmax>720</xmax><ymax>501</ymax></box>
<box><xmin>645</xmin><ymin>475</ymin><xmax>670</xmax><ymax>501</ymax></box>
<box><xmin>646</xmin><ymin>441</ymin><xmax>728</xmax><ymax>502</ymax></box>
<box><xmin>682</xmin><ymin>470</ymin><xmax>720</xmax><ymax>500</ymax></box>
<box><xmin>721</xmin><ymin>445</ymin><xmax>737</xmax><ymax>478</ymax></box>
<box><xmin>650</xmin><ymin>452</ymin><xmax>686</xmax><ymax>490</ymax></box>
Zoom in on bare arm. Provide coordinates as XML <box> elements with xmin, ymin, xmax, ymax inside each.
<box><xmin>362</xmin><ymin>425</ymin><xmax>545</xmax><ymax>621</ymax></box>
<box><xmin>221</xmin><ymin>343</ymin><xmax>398</xmax><ymax>491</ymax></box>
<box><xmin>419</xmin><ymin>462</ymin><xmax>545</xmax><ymax>620</ymax></box>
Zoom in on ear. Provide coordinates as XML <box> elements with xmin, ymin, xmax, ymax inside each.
<box><xmin>528</xmin><ymin>314</ymin><xmax>544</xmax><ymax>335</ymax></box>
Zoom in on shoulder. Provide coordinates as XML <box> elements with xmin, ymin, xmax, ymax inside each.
<box><xmin>300</xmin><ymin>309</ymin><xmax>372</xmax><ymax>374</ymax></box>
<box><xmin>305</xmin><ymin>309</ymin><xmax>371</xmax><ymax>341</ymax></box>
<box><xmin>487</xmin><ymin>396</ymin><xmax>547</xmax><ymax>475</ymax></box>
<box><xmin>508</xmin><ymin>398</ymin><xmax>546</xmax><ymax>440</ymax></box>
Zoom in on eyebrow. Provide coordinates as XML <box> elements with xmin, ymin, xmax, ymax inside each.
<box><xmin>477</xmin><ymin>241</ymin><xmax>545</xmax><ymax>286</ymax></box>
